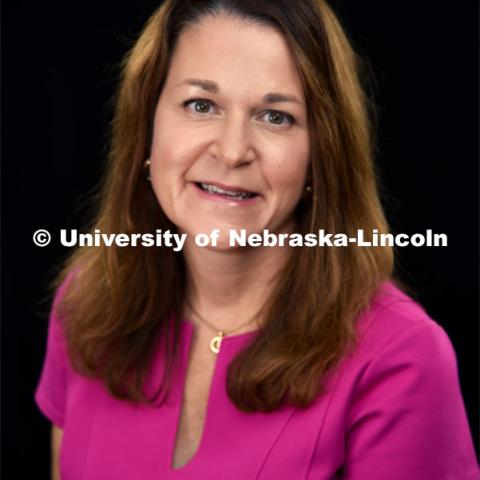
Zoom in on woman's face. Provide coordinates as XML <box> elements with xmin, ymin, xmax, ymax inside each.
<box><xmin>150</xmin><ymin>15</ymin><xmax>310</xmax><ymax>248</ymax></box>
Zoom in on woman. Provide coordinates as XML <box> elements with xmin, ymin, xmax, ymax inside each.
<box><xmin>35</xmin><ymin>1</ymin><xmax>478</xmax><ymax>479</ymax></box>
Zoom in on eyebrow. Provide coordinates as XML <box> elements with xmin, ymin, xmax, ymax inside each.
<box><xmin>176</xmin><ymin>78</ymin><xmax>304</xmax><ymax>106</ymax></box>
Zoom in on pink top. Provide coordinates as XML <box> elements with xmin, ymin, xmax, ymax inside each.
<box><xmin>35</xmin><ymin>278</ymin><xmax>479</xmax><ymax>479</ymax></box>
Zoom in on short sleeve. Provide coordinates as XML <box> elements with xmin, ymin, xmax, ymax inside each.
<box><xmin>34</xmin><ymin>275</ymin><xmax>74</xmax><ymax>428</ymax></box>
<box><xmin>342</xmin><ymin>320</ymin><xmax>479</xmax><ymax>480</ymax></box>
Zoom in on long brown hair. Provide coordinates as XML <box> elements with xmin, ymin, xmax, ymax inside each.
<box><xmin>48</xmin><ymin>0</ymin><xmax>397</xmax><ymax>412</ymax></box>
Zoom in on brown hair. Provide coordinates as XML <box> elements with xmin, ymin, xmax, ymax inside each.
<box><xmin>48</xmin><ymin>0</ymin><xmax>398</xmax><ymax>412</ymax></box>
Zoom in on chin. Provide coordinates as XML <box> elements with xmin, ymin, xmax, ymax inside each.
<box><xmin>183</xmin><ymin>224</ymin><xmax>262</xmax><ymax>250</ymax></box>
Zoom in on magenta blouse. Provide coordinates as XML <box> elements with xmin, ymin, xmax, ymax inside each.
<box><xmin>35</xmin><ymin>278</ymin><xmax>479</xmax><ymax>479</ymax></box>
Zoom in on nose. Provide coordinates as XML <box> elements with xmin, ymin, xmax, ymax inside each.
<box><xmin>210</xmin><ymin>113</ymin><xmax>255</xmax><ymax>168</ymax></box>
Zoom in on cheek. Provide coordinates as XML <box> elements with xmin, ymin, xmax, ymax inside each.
<box><xmin>150</xmin><ymin>126</ymin><xmax>195</xmax><ymax>184</ymax></box>
<box><xmin>150</xmin><ymin>103</ymin><xmax>193</xmax><ymax>173</ymax></box>
<box><xmin>149</xmin><ymin>153</ymin><xmax>187</xmax><ymax>221</ymax></box>
<box><xmin>149</xmin><ymin>135</ymin><xmax>177</xmax><ymax>212</ymax></box>
<box><xmin>150</xmin><ymin>105</ymin><xmax>212</xmax><ymax>179</ymax></box>
<box><xmin>268</xmin><ymin>143</ymin><xmax>310</xmax><ymax>198</ymax></box>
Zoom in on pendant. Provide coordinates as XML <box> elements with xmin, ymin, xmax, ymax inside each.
<box><xmin>209</xmin><ymin>332</ymin><xmax>225</xmax><ymax>354</ymax></box>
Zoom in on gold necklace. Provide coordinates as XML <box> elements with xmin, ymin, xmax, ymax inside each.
<box><xmin>185</xmin><ymin>297</ymin><xmax>261</xmax><ymax>354</ymax></box>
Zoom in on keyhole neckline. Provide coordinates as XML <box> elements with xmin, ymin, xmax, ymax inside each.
<box><xmin>167</xmin><ymin>317</ymin><xmax>258</xmax><ymax>472</ymax></box>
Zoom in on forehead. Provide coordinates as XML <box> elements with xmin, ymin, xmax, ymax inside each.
<box><xmin>164</xmin><ymin>15</ymin><xmax>305</xmax><ymax>101</ymax></box>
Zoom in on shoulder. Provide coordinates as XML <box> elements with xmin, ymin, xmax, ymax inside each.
<box><xmin>328</xmin><ymin>279</ymin><xmax>467</xmax><ymax>432</ymax></box>
<box><xmin>328</xmin><ymin>279</ymin><xmax>463</xmax><ymax>405</ymax></box>
<box><xmin>327</xmin><ymin>281</ymin><xmax>479</xmax><ymax>478</ymax></box>
<box><xmin>35</xmin><ymin>269</ymin><xmax>79</xmax><ymax>427</ymax></box>
<box><xmin>42</xmin><ymin>267</ymin><xmax>82</xmax><ymax>373</ymax></box>
<box><xmin>352</xmin><ymin>279</ymin><xmax>454</xmax><ymax>366</ymax></box>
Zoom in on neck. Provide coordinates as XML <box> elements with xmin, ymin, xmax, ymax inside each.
<box><xmin>181</xmin><ymin>234</ymin><xmax>293</xmax><ymax>333</ymax></box>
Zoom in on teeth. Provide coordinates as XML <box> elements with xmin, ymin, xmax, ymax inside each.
<box><xmin>200</xmin><ymin>183</ymin><xmax>253</xmax><ymax>200</ymax></box>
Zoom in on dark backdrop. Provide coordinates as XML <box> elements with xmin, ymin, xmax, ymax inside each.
<box><xmin>2</xmin><ymin>1</ymin><xmax>478</xmax><ymax>478</ymax></box>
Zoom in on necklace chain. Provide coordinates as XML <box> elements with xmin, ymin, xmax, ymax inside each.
<box><xmin>184</xmin><ymin>297</ymin><xmax>262</xmax><ymax>353</ymax></box>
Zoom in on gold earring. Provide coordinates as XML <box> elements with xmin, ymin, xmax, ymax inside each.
<box><xmin>144</xmin><ymin>159</ymin><xmax>151</xmax><ymax>181</ymax></box>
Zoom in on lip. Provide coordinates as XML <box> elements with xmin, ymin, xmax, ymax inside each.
<box><xmin>191</xmin><ymin>182</ymin><xmax>261</xmax><ymax>206</ymax></box>
<box><xmin>196</xmin><ymin>181</ymin><xmax>259</xmax><ymax>195</ymax></box>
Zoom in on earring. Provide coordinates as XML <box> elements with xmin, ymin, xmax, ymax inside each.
<box><xmin>302</xmin><ymin>184</ymin><xmax>313</xmax><ymax>200</ymax></box>
<box><xmin>144</xmin><ymin>159</ymin><xmax>151</xmax><ymax>181</ymax></box>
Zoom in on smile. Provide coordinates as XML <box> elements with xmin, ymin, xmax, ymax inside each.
<box><xmin>194</xmin><ymin>182</ymin><xmax>258</xmax><ymax>201</ymax></box>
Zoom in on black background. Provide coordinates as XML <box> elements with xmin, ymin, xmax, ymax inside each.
<box><xmin>2</xmin><ymin>1</ymin><xmax>479</xmax><ymax>478</ymax></box>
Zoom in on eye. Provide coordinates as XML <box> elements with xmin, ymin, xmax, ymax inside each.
<box><xmin>261</xmin><ymin>110</ymin><xmax>295</xmax><ymax>127</ymax></box>
<box><xmin>181</xmin><ymin>98</ymin><xmax>296</xmax><ymax>127</ymax></box>
<box><xmin>182</xmin><ymin>98</ymin><xmax>215</xmax><ymax>115</ymax></box>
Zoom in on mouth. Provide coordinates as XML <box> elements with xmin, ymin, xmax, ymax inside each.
<box><xmin>194</xmin><ymin>182</ymin><xmax>259</xmax><ymax>201</ymax></box>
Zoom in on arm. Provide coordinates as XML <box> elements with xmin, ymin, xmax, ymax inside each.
<box><xmin>35</xmin><ymin>274</ymin><xmax>74</xmax><ymax>478</ymax></box>
<box><xmin>51</xmin><ymin>425</ymin><xmax>64</xmax><ymax>480</ymax></box>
